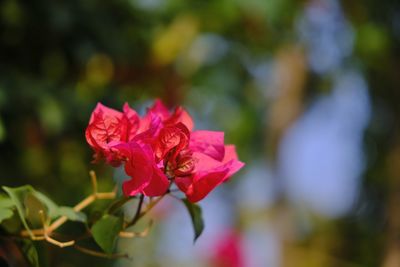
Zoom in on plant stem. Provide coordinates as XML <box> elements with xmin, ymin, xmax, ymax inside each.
<box><xmin>129</xmin><ymin>194</ymin><xmax>144</xmax><ymax>227</ymax></box>
<box><xmin>130</xmin><ymin>194</ymin><xmax>166</xmax><ymax>226</ymax></box>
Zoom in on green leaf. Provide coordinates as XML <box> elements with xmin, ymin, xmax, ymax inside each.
<box><xmin>182</xmin><ymin>199</ymin><xmax>204</xmax><ymax>242</ymax></box>
<box><xmin>20</xmin><ymin>239</ymin><xmax>39</xmax><ymax>267</ymax></box>
<box><xmin>57</xmin><ymin>207</ymin><xmax>87</xmax><ymax>223</ymax></box>
<box><xmin>0</xmin><ymin>194</ymin><xmax>15</xmax><ymax>224</ymax></box>
<box><xmin>2</xmin><ymin>186</ymin><xmax>53</xmax><ymax>231</ymax></box>
<box><xmin>32</xmin><ymin>191</ymin><xmax>87</xmax><ymax>223</ymax></box>
<box><xmin>1</xmin><ymin>211</ymin><xmax>22</xmax><ymax>233</ymax></box>
<box><xmin>24</xmin><ymin>193</ymin><xmax>47</xmax><ymax>227</ymax></box>
<box><xmin>0</xmin><ymin>208</ymin><xmax>13</xmax><ymax>223</ymax></box>
<box><xmin>2</xmin><ymin>185</ymin><xmax>35</xmax><ymax>237</ymax></box>
<box><xmin>30</xmin><ymin>190</ymin><xmax>87</xmax><ymax>223</ymax></box>
<box><xmin>31</xmin><ymin>190</ymin><xmax>59</xmax><ymax>218</ymax></box>
<box><xmin>91</xmin><ymin>215</ymin><xmax>123</xmax><ymax>254</ymax></box>
<box><xmin>0</xmin><ymin>194</ymin><xmax>14</xmax><ymax>209</ymax></box>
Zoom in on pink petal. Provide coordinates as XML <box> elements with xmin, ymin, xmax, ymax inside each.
<box><xmin>123</xmin><ymin>103</ymin><xmax>140</xmax><ymax>140</ymax></box>
<box><xmin>114</xmin><ymin>143</ymin><xmax>153</xmax><ymax>196</ymax></box>
<box><xmin>85</xmin><ymin>103</ymin><xmax>131</xmax><ymax>165</ymax></box>
<box><xmin>174</xmin><ymin>176</ymin><xmax>191</xmax><ymax>195</ymax></box>
<box><xmin>88</xmin><ymin>103</ymin><xmax>122</xmax><ymax>124</ymax></box>
<box><xmin>176</xmin><ymin>169</ymin><xmax>229</xmax><ymax>202</ymax></box>
<box><xmin>138</xmin><ymin>99</ymin><xmax>168</xmax><ymax>134</ymax></box>
<box><xmin>193</xmin><ymin>145</ymin><xmax>244</xmax><ymax>180</ymax></box>
<box><xmin>154</xmin><ymin>123</ymin><xmax>190</xmax><ymax>161</ymax></box>
<box><xmin>142</xmin><ymin>166</ymin><xmax>170</xmax><ymax>196</ymax></box>
<box><xmin>85</xmin><ymin>123</ymin><xmax>101</xmax><ymax>150</ymax></box>
<box><xmin>179</xmin><ymin>108</ymin><xmax>194</xmax><ymax>131</ymax></box>
<box><xmin>190</xmin><ymin>131</ymin><xmax>225</xmax><ymax>161</ymax></box>
<box><xmin>134</xmin><ymin>113</ymin><xmax>163</xmax><ymax>145</ymax></box>
<box><xmin>86</xmin><ymin>103</ymin><xmax>127</xmax><ymax>148</ymax></box>
<box><xmin>147</xmin><ymin>99</ymin><xmax>170</xmax><ymax>119</ymax></box>
<box><xmin>164</xmin><ymin>107</ymin><xmax>194</xmax><ymax>131</ymax></box>
<box><xmin>222</xmin><ymin>145</ymin><xmax>245</xmax><ymax>178</ymax></box>
<box><xmin>175</xmin><ymin>147</ymin><xmax>244</xmax><ymax>202</ymax></box>
<box><xmin>191</xmin><ymin>152</ymin><xmax>222</xmax><ymax>172</ymax></box>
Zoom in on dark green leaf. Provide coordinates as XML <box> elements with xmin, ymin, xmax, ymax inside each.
<box><xmin>33</xmin><ymin>191</ymin><xmax>87</xmax><ymax>223</ymax></box>
<box><xmin>182</xmin><ymin>199</ymin><xmax>204</xmax><ymax>242</ymax></box>
<box><xmin>2</xmin><ymin>186</ymin><xmax>35</xmax><ymax>237</ymax></box>
<box><xmin>24</xmin><ymin>193</ymin><xmax>47</xmax><ymax>227</ymax></box>
<box><xmin>0</xmin><ymin>194</ymin><xmax>14</xmax><ymax>209</ymax></box>
<box><xmin>57</xmin><ymin>207</ymin><xmax>87</xmax><ymax>223</ymax></box>
<box><xmin>0</xmin><ymin>208</ymin><xmax>13</xmax><ymax>223</ymax></box>
<box><xmin>0</xmin><ymin>194</ymin><xmax>15</xmax><ymax>224</ymax></box>
<box><xmin>20</xmin><ymin>239</ymin><xmax>39</xmax><ymax>267</ymax></box>
<box><xmin>91</xmin><ymin>215</ymin><xmax>123</xmax><ymax>254</ymax></box>
<box><xmin>1</xmin><ymin>211</ymin><xmax>22</xmax><ymax>233</ymax></box>
<box><xmin>31</xmin><ymin>191</ymin><xmax>58</xmax><ymax>218</ymax></box>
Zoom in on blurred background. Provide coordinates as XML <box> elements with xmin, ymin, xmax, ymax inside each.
<box><xmin>0</xmin><ymin>0</ymin><xmax>399</xmax><ymax>266</ymax></box>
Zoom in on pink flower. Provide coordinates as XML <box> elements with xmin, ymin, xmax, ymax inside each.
<box><xmin>85</xmin><ymin>100</ymin><xmax>244</xmax><ymax>201</ymax></box>
<box><xmin>210</xmin><ymin>230</ymin><xmax>244</xmax><ymax>267</ymax></box>
<box><xmin>175</xmin><ymin>144</ymin><xmax>244</xmax><ymax>202</ymax></box>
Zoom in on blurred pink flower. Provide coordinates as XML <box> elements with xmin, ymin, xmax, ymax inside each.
<box><xmin>210</xmin><ymin>230</ymin><xmax>244</xmax><ymax>267</ymax></box>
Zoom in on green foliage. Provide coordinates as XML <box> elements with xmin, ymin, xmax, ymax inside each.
<box><xmin>57</xmin><ymin>207</ymin><xmax>87</xmax><ymax>223</ymax></box>
<box><xmin>19</xmin><ymin>239</ymin><xmax>39</xmax><ymax>267</ymax></box>
<box><xmin>2</xmin><ymin>186</ymin><xmax>36</xmax><ymax>237</ymax></box>
<box><xmin>23</xmin><ymin>192</ymin><xmax>47</xmax><ymax>227</ymax></box>
<box><xmin>1</xmin><ymin>185</ymin><xmax>86</xmax><ymax>237</ymax></box>
<box><xmin>91</xmin><ymin>215</ymin><xmax>123</xmax><ymax>254</ymax></box>
<box><xmin>0</xmin><ymin>208</ymin><xmax>13</xmax><ymax>224</ymax></box>
<box><xmin>182</xmin><ymin>198</ymin><xmax>204</xmax><ymax>242</ymax></box>
<box><xmin>31</xmin><ymin>190</ymin><xmax>59</xmax><ymax>219</ymax></box>
<box><xmin>33</xmin><ymin>190</ymin><xmax>87</xmax><ymax>222</ymax></box>
<box><xmin>0</xmin><ymin>194</ymin><xmax>14</xmax><ymax>208</ymax></box>
<box><xmin>0</xmin><ymin>194</ymin><xmax>14</xmax><ymax>223</ymax></box>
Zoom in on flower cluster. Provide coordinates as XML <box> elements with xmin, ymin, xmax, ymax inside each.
<box><xmin>85</xmin><ymin>100</ymin><xmax>244</xmax><ymax>202</ymax></box>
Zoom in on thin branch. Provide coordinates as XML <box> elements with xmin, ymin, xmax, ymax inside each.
<box><xmin>140</xmin><ymin>194</ymin><xmax>166</xmax><ymax>218</ymax></box>
<box><xmin>47</xmin><ymin>195</ymin><xmax>96</xmax><ymax>234</ymax></box>
<box><xmin>119</xmin><ymin>220</ymin><xmax>153</xmax><ymax>238</ymax></box>
<box><xmin>30</xmin><ymin>236</ymin><xmax>45</xmax><ymax>241</ymax></box>
<box><xmin>44</xmin><ymin>235</ymin><xmax>75</xmax><ymax>248</ymax></box>
<box><xmin>128</xmin><ymin>194</ymin><xmax>144</xmax><ymax>227</ymax></box>
<box><xmin>90</xmin><ymin>170</ymin><xmax>98</xmax><ymax>194</ymax></box>
<box><xmin>95</xmin><ymin>192</ymin><xmax>116</xmax><ymax>199</ymax></box>
<box><xmin>38</xmin><ymin>210</ymin><xmax>75</xmax><ymax>248</ymax></box>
